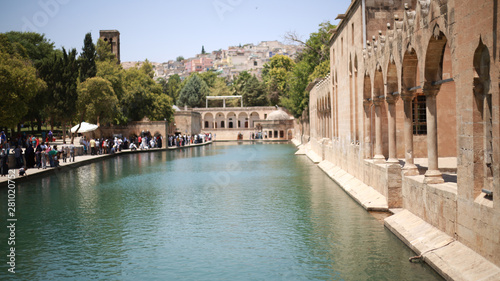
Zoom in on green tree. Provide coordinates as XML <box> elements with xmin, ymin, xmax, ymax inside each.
<box><xmin>201</xmin><ymin>45</ymin><xmax>206</xmax><ymax>54</ymax></box>
<box><xmin>309</xmin><ymin>59</ymin><xmax>330</xmax><ymax>81</ymax></box>
<box><xmin>96</xmin><ymin>38</ymin><xmax>117</xmax><ymax>62</ymax></box>
<box><xmin>281</xmin><ymin>60</ymin><xmax>313</xmax><ymax>118</ymax></box>
<box><xmin>4</xmin><ymin>31</ymin><xmax>56</xmax><ymax>131</ymax></box>
<box><xmin>176</xmin><ymin>56</ymin><xmax>184</xmax><ymax>62</ymax></box>
<box><xmin>38</xmin><ymin>48</ymin><xmax>79</xmax><ymax>142</ymax></box>
<box><xmin>232</xmin><ymin>71</ymin><xmax>267</xmax><ymax>106</ymax></box>
<box><xmin>210</xmin><ymin>77</ymin><xmax>231</xmax><ymax>96</ymax></box>
<box><xmin>121</xmin><ymin>61</ymin><xmax>173</xmax><ymax>122</ymax></box>
<box><xmin>165</xmin><ymin>74</ymin><xmax>182</xmax><ymax>104</ymax></box>
<box><xmin>0</xmin><ymin>34</ymin><xmax>46</xmax><ymax>129</ymax></box>
<box><xmin>281</xmin><ymin>21</ymin><xmax>334</xmax><ymax>117</ymax></box>
<box><xmin>262</xmin><ymin>54</ymin><xmax>295</xmax><ymax>105</ymax></box>
<box><xmin>199</xmin><ymin>71</ymin><xmax>219</xmax><ymax>89</ymax></box>
<box><xmin>73</xmin><ymin>77</ymin><xmax>117</xmax><ymax>142</ymax></box>
<box><xmin>79</xmin><ymin>32</ymin><xmax>97</xmax><ymax>83</ymax></box>
<box><xmin>286</xmin><ymin>21</ymin><xmax>334</xmax><ymax>66</ymax></box>
<box><xmin>178</xmin><ymin>73</ymin><xmax>209</xmax><ymax>108</ymax></box>
<box><xmin>59</xmin><ymin>48</ymin><xmax>79</xmax><ymax>142</ymax></box>
<box><xmin>242</xmin><ymin>76</ymin><xmax>268</xmax><ymax>106</ymax></box>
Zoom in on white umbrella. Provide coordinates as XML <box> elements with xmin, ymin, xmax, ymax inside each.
<box><xmin>70</xmin><ymin>122</ymin><xmax>98</xmax><ymax>133</ymax></box>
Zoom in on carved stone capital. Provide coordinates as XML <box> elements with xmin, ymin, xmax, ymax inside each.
<box><xmin>386</xmin><ymin>94</ymin><xmax>400</xmax><ymax>104</ymax></box>
<box><xmin>372</xmin><ymin>97</ymin><xmax>384</xmax><ymax>106</ymax></box>
<box><xmin>400</xmin><ymin>88</ymin><xmax>415</xmax><ymax>101</ymax></box>
<box><xmin>422</xmin><ymin>81</ymin><xmax>440</xmax><ymax>97</ymax></box>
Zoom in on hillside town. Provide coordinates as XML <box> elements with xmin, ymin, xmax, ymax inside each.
<box><xmin>122</xmin><ymin>40</ymin><xmax>303</xmax><ymax>81</ymax></box>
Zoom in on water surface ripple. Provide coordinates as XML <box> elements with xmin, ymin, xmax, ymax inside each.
<box><xmin>0</xmin><ymin>143</ymin><xmax>442</xmax><ymax>280</ymax></box>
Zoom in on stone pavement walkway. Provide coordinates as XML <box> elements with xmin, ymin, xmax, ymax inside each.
<box><xmin>0</xmin><ymin>139</ymin><xmax>212</xmax><ymax>187</ymax></box>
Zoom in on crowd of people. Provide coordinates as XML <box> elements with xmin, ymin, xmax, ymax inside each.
<box><xmin>167</xmin><ymin>133</ymin><xmax>212</xmax><ymax>147</ymax></box>
<box><xmin>0</xmin><ymin>130</ymin><xmax>213</xmax><ymax>177</ymax></box>
<box><xmin>0</xmin><ymin>130</ymin><xmax>75</xmax><ymax>177</ymax></box>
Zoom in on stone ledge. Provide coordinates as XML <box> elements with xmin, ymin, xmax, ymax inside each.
<box><xmin>0</xmin><ymin>141</ymin><xmax>213</xmax><ymax>188</ymax></box>
<box><xmin>385</xmin><ymin>209</ymin><xmax>500</xmax><ymax>281</ymax></box>
<box><xmin>317</xmin><ymin>160</ymin><xmax>388</xmax><ymax>211</ymax></box>
<box><xmin>305</xmin><ymin>150</ymin><xmax>322</xmax><ymax>164</ymax></box>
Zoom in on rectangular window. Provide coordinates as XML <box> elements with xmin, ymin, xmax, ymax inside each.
<box><xmin>412</xmin><ymin>95</ymin><xmax>427</xmax><ymax>135</ymax></box>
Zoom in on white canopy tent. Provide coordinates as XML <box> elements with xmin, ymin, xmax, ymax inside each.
<box><xmin>70</xmin><ymin>122</ymin><xmax>98</xmax><ymax>133</ymax></box>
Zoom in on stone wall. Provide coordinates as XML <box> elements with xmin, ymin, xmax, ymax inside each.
<box><xmin>299</xmin><ymin>0</ymin><xmax>500</xmax><ymax>267</ymax></box>
<box><xmin>97</xmin><ymin>120</ymin><xmax>168</xmax><ymax>139</ymax></box>
<box><xmin>169</xmin><ymin>111</ymin><xmax>201</xmax><ymax>135</ymax></box>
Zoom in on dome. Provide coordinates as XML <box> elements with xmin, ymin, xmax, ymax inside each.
<box><xmin>266</xmin><ymin>109</ymin><xmax>291</xmax><ymax>121</ymax></box>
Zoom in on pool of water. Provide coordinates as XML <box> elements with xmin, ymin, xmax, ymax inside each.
<box><xmin>0</xmin><ymin>143</ymin><xmax>443</xmax><ymax>280</ymax></box>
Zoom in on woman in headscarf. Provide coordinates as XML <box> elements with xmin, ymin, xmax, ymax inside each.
<box><xmin>25</xmin><ymin>143</ymin><xmax>35</xmax><ymax>168</ymax></box>
<box><xmin>0</xmin><ymin>149</ymin><xmax>8</xmax><ymax>176</ymax></box>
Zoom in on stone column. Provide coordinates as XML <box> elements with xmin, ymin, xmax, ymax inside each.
<box><xmin>423</xmin><ymin>83</ymin><xmax>444</xmax><ymax>184</ymax></box>
<box><xmin>363</xmin><ymin>99</ymin><xmax>373</xmax><ymax>159</ymax></box>
<box><xmin>400</xmin><ymin>90</ymin><xmax>419</xmax><ymax>175</ymax></box>
<box><xmin>386</xmin><ymin>95</ymin><xmax>399</xmax><ymax>164</ymax></box>
<box><xmin>373</xmin><ymin>97</ymin><xmax>385</xmax><ymax>163</ymax></box>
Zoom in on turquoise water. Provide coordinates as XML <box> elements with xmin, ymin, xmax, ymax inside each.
<box><xmin>0</xmin><ymin>143</ymin><xmax>442</xmax><ymax>280</ymax></box>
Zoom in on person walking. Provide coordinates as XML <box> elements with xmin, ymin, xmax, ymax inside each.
<box><xmin>69</xmin><ymin>143</ymin><xmax>75</xmax><ymax>162</ymax></box>
<box><xmin>90</xmin><ymin>138</ymin><xmax>96</xmax><ymax>155</ymax></box>
<box><xmin>14</xmin><ymin>145</ymin><xmax>23</xmax><ymax>169</ymax></box>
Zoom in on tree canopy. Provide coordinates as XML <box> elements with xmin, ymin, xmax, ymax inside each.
<box><xmin>262</xmin><ymin>54</ymin><xmax>295</xmax><ymax>106</ymax></box>
<box><xmin>79</xmin><ymin>32</ymin><xmax>97</xmax><ymax>83</ymax></box>
<box><xmin>0</xmin><ymin>34</ymin><xmax>46</xmax><ymax>128</ymax></box>
<box><xmin>178</xmin><ymin>73</ymin><xmax>209</xmax><ymax>108</ymax></box>
<box><xmin>262</xmin><ymin>21</ymin><xmax>334</xmax><ymax>118</ymax></box>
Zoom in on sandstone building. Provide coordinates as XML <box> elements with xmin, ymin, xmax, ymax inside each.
<box><xmin>100</xmin><ymin>30</ymin><xmax>120</xmax><ymax>63</ymax></box>
<box><xmin>296</xmin><ymin>0</ymin><xmax>500</xmax><ymax>278</ymax></box>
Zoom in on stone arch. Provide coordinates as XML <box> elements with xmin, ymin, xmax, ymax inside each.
<box><xmin>363</xmin><ymin>72</ymin><xmax>372</xmax><ymax>100</ymax></box>
<box><xmin>349</xmin><ymin>55</ymin><xmax>354</xmax><ymax>141</ymax></box>
<box><xmin>334</xmin><ymin>71</ymin><xmax>339</xmax><ymax>138</ymax></box>
<box><xmin>374</xmin><ymin>65</ymin><xmax>384</xmax><ymax>98</ymax></box>
<box><xmin>363</xmin><ymin>73</ymin><xmax>373</xmax><ymax>158</ymax></box>
<box><xmin>215</xmin><ymin>112</ymin><xmax>225</xmax><ymax>129</ymax></box>
<box><xmin>249</xmin><ymin>112</ymin><xmax>260</xmax><ymax>128</ymax></box>
<box><xmin>374</xmin><ymin>65</ymin><xmax>388</xmax><ymax>159</ymax></box>
<box><xmin>472</xmin><ymin>38</ymin><xmax>493</xmax><ymax>199</ymax></box>
<box><xmin>204</xmin><ymin>113</ymin><xmax>214</xmax><ymax>129</ymax></box>
<box><xmin>387</xmin><ymin>60</ymin><xmax>398</xmax><ymax>95</ymax></box>
<box><xmin>238</xmin><ymin>112</ymin><xmax>248</xmax><ymax>128</ymax></box>
<box><xmin>402</xmin><ymin>47</ymin><xmax>419</xmax><ymax>89</ymax></box>
<box><xmin>354</xmin><ymin>54</ymin><xmax>359</xmax><ymax>142</ymax></box>
<box><xmin>227</xmin><ymin>112</ymin><xmax>236</xmax><ymax>129</ymax></box>
<box><xmin>424</xmin><ymin>26</ymin><xmax>448</xmax><ymax>83</ymax></box>
<box><xmin>327</xmin><ymin>92</ymin><xmax>332</xmax><ymax>139</ymax></box>
<box><xmin>422</xmin><ymin>27</ymin><xmax>457</xmax><ymax>182</ymax></box>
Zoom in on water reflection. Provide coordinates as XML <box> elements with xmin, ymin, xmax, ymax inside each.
<box><xmin>0</xmin><ymin>144</ymin><xmax>442</xmax><ymax>280</ymax></box>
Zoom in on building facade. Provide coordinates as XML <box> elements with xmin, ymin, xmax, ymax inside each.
<box><xmin>197</xmin><ymin>106</ymin><xmax>294</xmax><ymax>140</ymax></box>
<box><xmin>298</xmin><ymin>0</ymin><xmax>500</xmax><ymax>274</ymax></box>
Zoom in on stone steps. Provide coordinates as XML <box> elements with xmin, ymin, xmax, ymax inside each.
<box><xmin>385</xmin><ymin>209</ymin><xmax>500</xmax><ymax>281</ymax></box>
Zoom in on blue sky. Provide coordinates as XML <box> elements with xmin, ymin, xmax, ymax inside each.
<box><xmin>0</xmin><ymin>0</ymin><xmax>351</xmax><ymax>62</ymax></box>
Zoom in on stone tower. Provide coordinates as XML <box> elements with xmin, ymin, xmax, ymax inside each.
<box><xmin>99</xmin><ymin>30</ymin><xmax>120</xmax><ymax>63</ymax></box>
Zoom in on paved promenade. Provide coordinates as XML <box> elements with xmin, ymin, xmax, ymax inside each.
<box><xmin>0</xmin><ymin>137</ymin><xmax>212</xmax><ymax>187</ymax></box>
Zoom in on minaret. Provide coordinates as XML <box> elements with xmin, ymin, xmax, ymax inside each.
<box><xmin>99</xmin><ymin>30</ymin><xmax>120</xmax><ymax>63</ymax></box>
